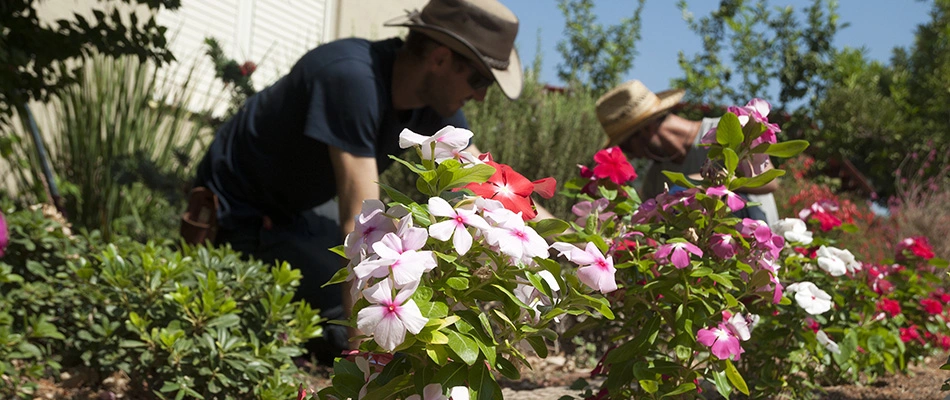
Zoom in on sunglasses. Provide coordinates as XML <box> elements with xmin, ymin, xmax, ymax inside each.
<box><xmin>453</xmin><ymin>52</ymin><xmax>494</xmax><ymax>90</ymax></box>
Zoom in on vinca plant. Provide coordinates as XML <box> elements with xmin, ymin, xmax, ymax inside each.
<box><xmin>318</xmin><ymin>127</ymin><xmax>616</xmax><ymax>400</ymax></box>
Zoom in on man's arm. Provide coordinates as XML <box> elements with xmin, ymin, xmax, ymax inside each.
<box><xmin>328</xmin><ymin>145</ymin><xmax>380</xmax><ymax>349</ymax></box>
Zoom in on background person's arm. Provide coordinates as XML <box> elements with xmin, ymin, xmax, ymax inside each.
<box><xmin>329</xmin><ymin>145</ymin><xmax>380</xmax><ymax>349</ymax></box>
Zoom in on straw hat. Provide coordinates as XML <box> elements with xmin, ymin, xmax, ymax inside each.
<box><xmin>596</xmin><ymin>80</ymin><xmax>685</xmax><ymax>148</ymax></box>
<box><xmin>385</xmin><ymin>0</ymin><xmax>523</xmax><ymax>100</ymax></box>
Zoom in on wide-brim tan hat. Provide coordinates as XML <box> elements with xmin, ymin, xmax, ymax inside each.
<box><xmin>385</xmin><ymin>0</ymin><xmax>523</xmax><ymax>100</ymax></box>
<box><xmin>596</xmin><ymin>80</ymin><xmax>685</xmax><ymax>148</ymax></box>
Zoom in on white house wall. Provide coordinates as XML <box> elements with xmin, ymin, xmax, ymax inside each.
<box><xmin>156</xmin><ymin>0</ymin><xmax>335</xmax><ymax>116</ymax></box>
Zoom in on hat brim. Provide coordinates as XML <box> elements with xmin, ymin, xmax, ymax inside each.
<box><xmin>385</xmin><ymin>14</ymin><xmax>523</xmax><ymax>100</ymax></box>
<box><xmin>603</xmin><ymin>89</ymin><xmax>685</xmax><ymax>148</ymax></box>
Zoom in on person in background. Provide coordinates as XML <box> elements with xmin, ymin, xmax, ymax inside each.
<box><xmin>182</xmin><ymin>0</ymin><xmax>524</xmax><ymax>364</ymax></box>
<box><xmin>594</xmin><ymin>80</ymin><xmax>779</xmax><ymax>224</ymax></box>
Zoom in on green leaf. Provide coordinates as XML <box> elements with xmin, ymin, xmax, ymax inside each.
<box><xmin>433</xmin><ymin>362</ymin><xmax>468</xmax><ymax>388</ymax></box>
<box><xmin>533</xmin><ymin>218</ymin><xmax>570</xmax><ymax>237</ymax></box>
<box><xmin>713</xmin><ymin>369</ymin><xmax>732</xmax><ymax>398</ymax></box>
<box><xmin>496</xmin><ymin>356</ymin><xmax>521</xmax><ymax>380</ymax></box>
<box><xmin>445</xmin><ymin>330</ymin><xmax>480</xmax><ymax>365</ymax></box>
<box><xmin>930</xmin><ymin>257</ymin><xmax>949</xmax><ymax>268</ymax></box>
<box><xmin>667</xmin><ymin>382</ymin><xmax>697</xmax><ymax>396</ymax></box>
<box><xmin>436</xmin><ymin>162</ymin><xmax>496</xmax><ymax>191</ymax></box>
<box><xmin>724</xmin><ymin>359</ymin><xmax>749</xmax><ymax>395</ymax></box>
<box><xmin>446</xmin><ymin>277</ymin><xmax>469</xmax><ymax>291</ymax></box>
<box><xmin>660</xmin><ymin>171</ymin><xmax>696</xmax><ymax>189</ymax></box>
<box><xmin>638</xmin><ymin>379</ymin><xmax>659</xmax><ymax>394</ymax></box>
<box><xmin>207</xmin><ymin>314</ymin><xmax>240</xmax><ymax>329</ymax></box>
<box><xmin>717</xmin><ymin>113</ymin><xmax>744</xmax><ymax>149</ymax></box>
<box><xmin>525</xmin><ymin>335</ymin><xmax>548</xmax><ymax>358</ymax></box>
<box><xmin>468</xmin><ymin>361</ymin><xmax>501</xmax><ymax>400</ymax></box>
<box><xmin>323</xmin><ymin>267</ymin><xmax>350</xmax><ymax>287</ymax></box>
<box><xmin>378</xmin><ymin>182</ymin><xmax>416</xmax><ymax>206</ymax></box>
<box><xmin>762</xmin><ymin>140</ymin><xmax>809</xmax><ymax>158</ymax></box>
<box><xmin>723</xmin><ymin>148</ymin><xmax>739</xmax><ymax>174</ymax></box>
<box><xmin>730</xmin><ymin>169</ymin><xmax>784</xmax><ymax>190</ymax></box>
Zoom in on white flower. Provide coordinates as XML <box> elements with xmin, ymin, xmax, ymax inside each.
<box><xmin>785</xmin><ymin>281</ymin><xmax>833</xmax><ymax>315</ymax></box>
<box><xmin>513</xmin><ymin>270</ymin><xmax>561</xmax><ymax>322</ymax></box>
<box><xmin>399</xmin><ymin>126</ymin><xmax>475</xmax><ymax>163</ymax></box>
<box><xmin>769</xmin><ymin>218</ymin><xmax>813</xmax><ymax>245</ymax></box>
<box><xmin>816</xmin><ymin>245</ymin><xmax>861</xmax><ymax>276</ymax></box>
<box><xmin>816</xmin><ymin>330</ymin><xmax>841</xmax><ymax>354</ymax></box>
<box><xmin>405</xmin><ymin>383</ymin><xmax>470</xmax><ymax>400</ymax></box>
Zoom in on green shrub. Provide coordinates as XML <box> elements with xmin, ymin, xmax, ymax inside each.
<box><xmin>2</xmin><ymin>53</ymin><xmax>212</xmax><ymax>241</ymax></box>
<box><xmin>380</xmin><ymin>71</ymin><xmax>605</xmax><ymax>220</ymax></box>
<box><xmin>0</xmin><ymin>203</ymin><xmax>323</xmax><ymax>399</ymax></box>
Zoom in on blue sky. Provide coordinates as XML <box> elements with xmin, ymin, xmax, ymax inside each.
<box><xmin>504</xmin><ymin>0</ymin><xmax>933</xmax><ymax>94</ymax></box>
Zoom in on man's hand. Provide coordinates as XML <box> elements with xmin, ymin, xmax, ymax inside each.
<box><xmin>328</xmin><ymin>145</ymin><xmax>380</xmax><ymax>349</ymax></box>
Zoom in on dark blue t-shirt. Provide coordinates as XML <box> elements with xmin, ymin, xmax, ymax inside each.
<box><xmin>198</xmin><ymin>38</ymin><xmax>468</xmax><ymax>227</ymax></box>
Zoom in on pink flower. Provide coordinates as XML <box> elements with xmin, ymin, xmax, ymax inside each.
<box><xmin>937</xmin><ymin>335</ymin><xmax>950</xmax><ymax>351</ymax></box>
<box><xmin>353</xmin><ymin>218</ymin><xmax>436</xmax><ymax>286</ymax></box>
<box><xmin>343</xmin><ymin>200</ymin><xmax>401</xmax><ymax>261</ymax></box>
<box><xmin>572</xmin><ymin>198</ymin><xmax>615</xmax><ymax>228</ymax></box>
<box><xmin>592</xmin><ymin>147</ymin><xmax>637</xmax><ymax>185</ymax></box>
<box><xmin>705</xmin><ymin>185</ymin><xmax>746</xmax><ymax>212</ymax></box>
<box><xmin>709</xmin><ymin>233</ymin><xmax>738</xmax><ymax>259</ymax></box>
<box><xmin>654</xmin><ymin>241</ymin><xmax>703</xmax><ymax>269</ymax></box>
<box><xmin>427</xmin><ymin>197</ymin><xmax>490</xmax><ymax>256</ymax></box>
<box><xmin>552</xmin><ymin>242</ymin><xmax>618</xmax><ymax>293</ymax></box>
<box><xmin>356</xmin><ymin>279</ymin><xmax>428</xmax><ymax>351</ymax></box>
<box><xmin>697</xmin><ymin>323</ymin><xmax>745</xmax><ymax>360</ymax></box>
<box><xmin>921</xmin><ymin>298</ymin><xmax>943</xmax><ymax>315</ymax></box>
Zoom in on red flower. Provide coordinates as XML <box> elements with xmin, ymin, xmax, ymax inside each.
<box><xmin>812</xmin><ymin>211</ymin><xmax>842</xmax><ymax>232</ymax></box>
<box><xmin>937</xmin><ymin>335</ymin><xmax>950</xmax><ymax>351</ymax></box>
<box><xmin>794</xmin><ymin>246</ymin><xmax>818</xmax><ymax>258</ymax></box>
<box><xmin>592</xmin><ymin>147</ymin><xmax>637</xmax><ymax>185</ymax></box>
<box><xmin>805</xmin><ymin>318</ymin><xmax>820</xmax><ymax>333</ymax></box>
<box><xmin>899</xmin><ymin>325</ymin><xmax>924</xmax><ymax>344</ymax></box>
<box><xmin>920</xmin><ymin>298</ymin><xmax>943</xmax><ymax>315</ymax></box>
<box><xmin>877</xmin><ymin>298</ymin><xmax>901</xmax><ymax>317</ymax></box>
<box><xmin>461</xmin><ymin>153</ymin><xmax>556</xmax><ymax>221</ymax></box>
<box><xmin>896</xmin><ymin>236</ymin><xmax>935</xmax><ymax>261</ymax></box>
<box><xmin>239</xmin><ymin>61</ymin><xmax>257</xmax><ymax>76</ymax></box>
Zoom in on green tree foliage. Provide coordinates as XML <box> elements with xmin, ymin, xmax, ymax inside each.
<box><xmin>555</xmin><ymin>0</ymin><xmax>646</xmax><ymax>93</ymax></box>
<box><xmin>675</xmin><ymin>0</ymin><xmax>844</xmax><ymax>108</ymax></box>
<box><xmin>0</xmin><ymin>0</ymin><xmax>179</xmax><ymax>128</ymax></box>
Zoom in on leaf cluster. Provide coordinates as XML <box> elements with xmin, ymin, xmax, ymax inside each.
<box><xmin>0</xmin><ymin>202</ymin><xmax>323</xmax><ymax>399</ymax></box>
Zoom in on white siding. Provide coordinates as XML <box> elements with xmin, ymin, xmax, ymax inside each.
<box><xmin>156</xmin><ymin>0</ymin><xmax>334</xmax><ymax>116</ymax></box>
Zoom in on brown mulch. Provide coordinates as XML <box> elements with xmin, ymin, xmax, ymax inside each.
<box><xmin>24</xmin><ymin>352</ymin><xmax>950</xmax><ymax>399</ymax></box>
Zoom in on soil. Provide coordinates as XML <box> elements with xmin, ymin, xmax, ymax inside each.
<box><xmin>26</xmin><ymin>352</ymin><xmax>950</xmax><ymax>399</ymax></box>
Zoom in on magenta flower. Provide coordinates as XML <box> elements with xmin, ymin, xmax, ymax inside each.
<box><xmin>705</xmin><ymin>186</ymin><xmax>745</xmax><ymax>212</ymax></box>
<box><xmin>697</xmin><ymin>323</ymin><xmax>745</xmax><ymax>360</ymax></box>
<box><xmin>654</xmin><ymin>241</ymin><xmax>703</xmax><ymax>269</ymax></box>
<box><xmin>709</xmin><ymin>233</ymin><xmax>738</xmax><ymax>259</ymax></box>
<box><xmin>738</xmin><ymin>218</ymin><xmax>773</xmax><ymax>243</ymax></box>
<box><xmin>592</xmin><ymin>147</ymin><xmax>637</xmax><ymax>185</ymax></box>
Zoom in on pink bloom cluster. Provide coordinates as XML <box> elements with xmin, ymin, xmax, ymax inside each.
<box><xmin>700</xmin><ymin>98</ymin><xmax>781</xmax><ymax>147</ymax></box>
<box><xmin>697</xmin><ymin>311</ymin><xmax>754</xmax><ymax>360</ymax></box>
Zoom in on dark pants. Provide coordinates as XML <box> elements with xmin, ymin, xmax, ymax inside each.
<box><xmin>214</xmin><ymin>200</ymin><xmax>349</xmax><ymax>365</ymax></box>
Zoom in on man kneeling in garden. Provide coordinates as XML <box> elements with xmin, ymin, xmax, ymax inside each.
<box><xmin>182</xmin><ymin>0</ymin><xmax>524</xmax><ymax>363</ymax></box>
<box><xmin>595</xmin><ymin>80</ymin><xmax>780</xmax><ymax>224</ymax></box>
